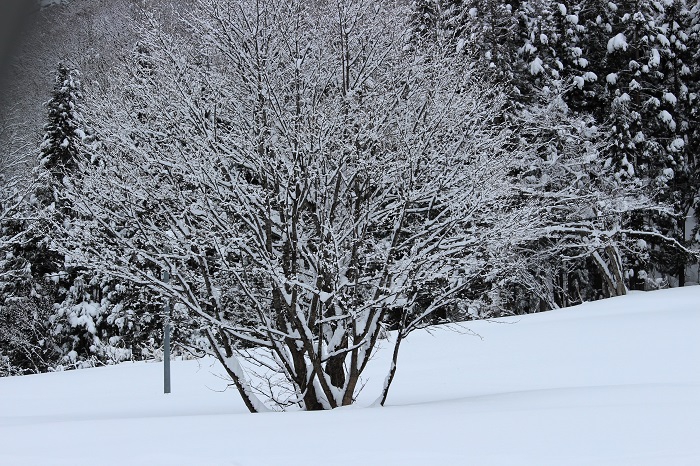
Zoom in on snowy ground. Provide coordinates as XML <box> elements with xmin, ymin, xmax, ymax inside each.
<box><xmin>1</xmin><ymin>287</ymin><xmax>699</xmax><ymax>465</ymax></box>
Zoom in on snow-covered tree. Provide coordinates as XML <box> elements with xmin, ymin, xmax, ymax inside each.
<box><xmin>410</xmin><ymin>0</ymin><xmax>443</xmax><ymax>44</ymax></box>
<box><xmin>0</xmin><ymin>118</ymin><xmax>56</xmax><ymax>376</ymax></box>
<box><xmin>1</xmin><ymin>62</ymin><xmax>148</xmax><ymax>374</ymax></box>
<box><xmin>444</xmin><ymin>0</ymin><xmax>523</xmax><ymax>87</ymax></box>
<box><xmin>418</xmin><ymin>0</ymin><xmax>700</xmax><ymax>290</ymax></box>
<box><xmin>429</xmin><ymin>0</ymin><xmax>591</xmax><ymax>104</ymax></box>
<box><xmin>38</xmin><ymin>63</ymin><xmax>85</xmax><ymax>184</ymax></box>
<box><xmin>24</xmin><ymin>62</ymin><xmax>87</xmax><ymax>284</ymax></box>
<box><xmin>54</xmin><ymin>0</ymin><xmax>674</xmax><ymax>409</ymax></box>
<box><xmin>574</xmin><ymin>0</ymin><xmax>700</xmax><ymax>287</ymax></box>
<box><xmin>689</xmin><ymin>1</ymin><xmax>700</xmax><ymax>254</ymax></box>
<box><xmin>62</xmin><ymin>0</ymin><xmax>515</xmax><ymax>411</ymax></box>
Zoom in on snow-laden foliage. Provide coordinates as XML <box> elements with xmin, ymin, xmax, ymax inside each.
<box><xmin>0</xmin><ymin>62</ymin><xmax>177</xmax><ymax>375</ymax></box>
<box><xmin>38</xmin><ymin>64</ymin><xmax>85</xmax><ymax>181</ymax></box>
<box><xmin>413</xmin><ymin>0</ymin><xmax>700</xmax><ymax>293</ymax></box>
<box><xmin>0</xmin><ymin>118</ymin><xmax>43</xmax><ymax>376</ymax></box>
<box><xmin>574</xmin><ymin>0</ymin><xmax>700</xmax><ymax>287</ymax></box>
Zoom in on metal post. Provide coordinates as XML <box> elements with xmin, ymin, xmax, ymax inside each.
<box><xmin>163</xmin><ymin>269</ymin><xmax>171</xmax><ymax>394</ymax></box>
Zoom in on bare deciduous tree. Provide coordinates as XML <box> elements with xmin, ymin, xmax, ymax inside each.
<box><xmin>58</xmin><ymin>0</ymin><xmax>685</xmax><ymax>411</ymax></box>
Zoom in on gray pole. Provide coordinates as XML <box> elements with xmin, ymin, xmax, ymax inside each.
<box><xmin>163</xmin><ymin>269</ymin><xmax>171</xmax><ymax>394</ymax></box>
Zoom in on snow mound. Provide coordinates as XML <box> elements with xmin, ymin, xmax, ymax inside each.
<box><xmin>607</xmin><ymin>33</ymin><xmax>628</xmax><ymax>53</ymax></box>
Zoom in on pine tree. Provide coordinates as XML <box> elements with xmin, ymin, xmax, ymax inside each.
<box><xmin>649</xmin><ymin>0</ymin><xmax>698</xmax><ymax>285</ymax></box>
<box><xmin>410</xmin><ymin>0</ymin><xmax>443</xmax><ymax>44</ymax></box>
<box><xmin>440</xmin><ymin>0</ymin><xmax>523</xmax><ymax>86</ymax></box>
<box><xmin>37</xmin><ymin>62</ymin><xmax>86</xmax><ymax>202</ymax></box>
<box><xmin>406</xmin><ymin>0</ymin><xmax>700</xmax><ymax>302</ymax></box>
<box><xmin>689</xmin><ymin>1</ymin><xmax>700</xmax><ymax>259</ymax></box>
<box><xmin>1</xmin><ymin>62</ymin><xmax>93</xmax><ymax>372</ymax></box>
<box><xmin>27</xmin><ymin>63</ymin><xmax>87</xmax><ymax>283</ymax></box>
<box><xmin>577</xmin><ymin>0</ymin><xmax>699</xmax><ymax>287</ymax></box>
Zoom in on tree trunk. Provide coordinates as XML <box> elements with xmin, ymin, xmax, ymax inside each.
<box><xmin>593</xmin><ymin>247</ymin><xmax>627</xmax><ymax>297</ymax></box>
<box><xmin>678</xmin><ymin>214</ymin><xmax>687</xmax><ymax>287</ymax></box>
<box><xmin>205</xmin><ymin>328</ymin><xmax>270</xmax><ymax>414</ymax></box>
<box><xmin>605</xmin><ymin>246</ymin><xmax>627</xmax><ymax>296</ymax></box>
<box><xmin>375</xmin><ymin>331</ymin><xmax>403</xmax><ymax>407</ymax></box>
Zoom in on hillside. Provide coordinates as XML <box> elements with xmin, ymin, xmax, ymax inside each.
<box><xmin>1</xmin><ymin>287</ymin><xmax>698</xmax><ymax>465</ymax></box>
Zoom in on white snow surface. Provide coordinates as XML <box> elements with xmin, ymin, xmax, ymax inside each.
<box><xmin>1</xmin><ymin>287</ymin><xmax>699</xmax><ymax>465</ymax></box>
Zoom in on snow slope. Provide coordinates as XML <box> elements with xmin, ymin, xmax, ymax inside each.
<box><xmin>1</xmin><ymin>287</ymin><xmax>699</xmax><ymax>465</ymax></box>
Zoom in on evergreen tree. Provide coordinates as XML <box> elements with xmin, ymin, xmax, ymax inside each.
<box><xmin>574</xmin><ymin>0</ymin><xmax>699</xmax><ymax>286</ymax></box>
<box><xmin>410</xmin><ymin>0</ymin><xmax>443</xmax><ymax>44</ymax></box>
<box><xmin>689</xmin><ymin>1</ymin><xmax>700</xmax><ymax>256</ymax></box>
<box><xmin>438</xmin><ymin>0</ymin><xmax>592</xmax><ymax>104</ymax></box>
<box><xmin>0</xmin><ymin>63</ymin><xmax>86</xmax><ymax>373</ymax></box>
<box><xmin>35</xmin><ymin>63</ymin><xmax>168</xmax><ymax>367</ymax></box>
<box><xmin>442</xmin><ymin>0</ymin><xmax>523</xmax><ymax>86</ymax></box>
<box><xmin>407</xmin><ymin>0</ymin><xmax>700</xmax><ymax>304</ymax></box>
<box><xmin>29</xmin><ymin>62</ymin><xmax>86</xmax><ymax>285</ymax></box>
<box><xmin>0</xmin><ymin>62</ymin><xmax>136</xmax><ymax>373</ymax></box>
<box><xmin>39</xmin><ymin>63</ymin><xmax>86</xmax><ymax>191</ymax></box>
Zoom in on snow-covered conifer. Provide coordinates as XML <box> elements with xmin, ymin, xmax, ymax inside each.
<box><xmin>38</xmin><ymin>63</ymin><xmax>85</xmax><ymax>186</ymax></box>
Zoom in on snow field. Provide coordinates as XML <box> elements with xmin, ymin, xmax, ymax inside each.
<box><xmin>0</xmin><ymin>287</ymin><xmax>698</xmax><ymax>465</ymax></box>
